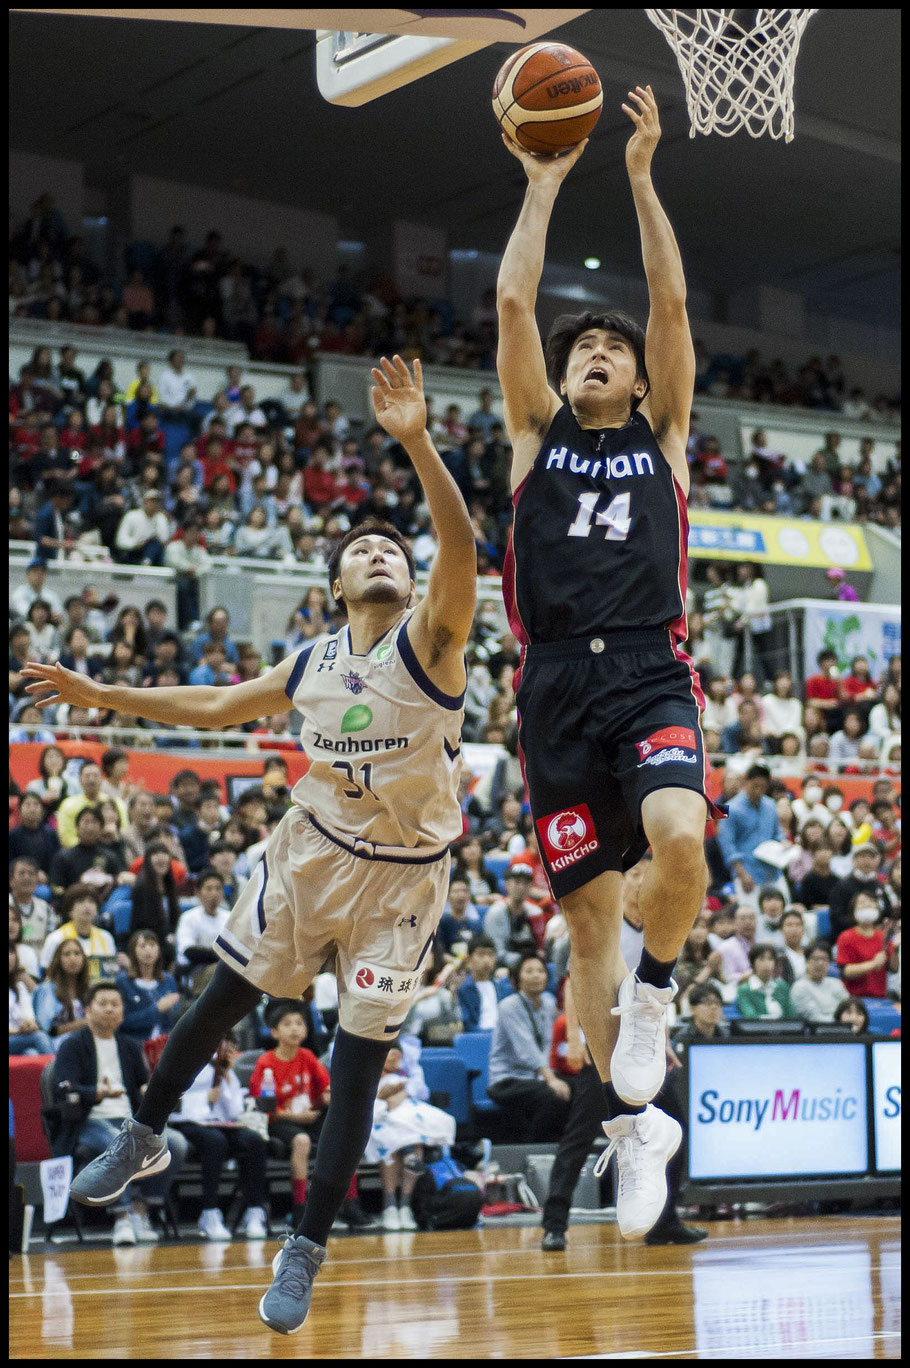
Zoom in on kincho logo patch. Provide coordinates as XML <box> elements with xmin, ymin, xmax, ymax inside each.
<box><xmin>636</xmin><ymin>726</ymin><xmax>698</xmax><ymax>767</ymax></box>
<box><xmin>537</xmin><ymin>804</ymin><xmax>600</xmax><ymax>873</ymax></box>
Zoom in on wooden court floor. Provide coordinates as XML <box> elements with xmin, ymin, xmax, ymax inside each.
<box><xmin>9</xmin><ymin>1215</ymin><xmax>901</xmax><ymax>1360</ymax></box>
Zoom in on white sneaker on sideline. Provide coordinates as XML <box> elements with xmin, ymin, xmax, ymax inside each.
<box><xmin>239</xmin><ymin>1206</ymin><xmax>268</xmax><ymax>1239</ymax></box>
<box><xmin>397</xmin><ymin>1204</ymin><xmax>417</xmax><ymax>1231</ymax></box>
<box><xmin>112</xmin><ymin>1213</ymin><xmax>137</xmax><ymax>1246</ymax></box>
<box><xmin>594</xmin><ymin>1104</ymin><xmax>683</xmax><ymax>1240</ymax></box>
<box><xmin>130</xmin><ymin>1208</ymin><xmax>160</xmax><ymax>1243</ymax></box>
<box><xmin>381</xmin><ymin>1205</ymin><xmax>401</xmax><ymax>1231</ymax></box>
<box><xmin>609</xmin><ymin>972</ymin><xmax>677</xmax><ymax>1105</ymax></box>
<box><xmin>198</xmin><ymin>1208</ymin><xmax>233</xmax><ymax>1241</ymax></box>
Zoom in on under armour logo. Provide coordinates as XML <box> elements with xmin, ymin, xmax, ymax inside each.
<box><xmin>397</xmin><ymin>915</ymin><xmax>418</xmax><ymax>928</ymax></box>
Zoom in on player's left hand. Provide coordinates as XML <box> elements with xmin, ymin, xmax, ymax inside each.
<box><xmin>370</xmin><ymin>355</ymin><xmax>427</xmax><ymax>443</ymax></box>
<box><xmin>623</xmin><ymin>84</ymin><xmax>661</xmax><ymax>176</ymax></box>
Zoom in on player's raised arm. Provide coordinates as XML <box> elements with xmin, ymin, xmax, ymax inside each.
<box><xmin>496</xmin><ymin>134</ymin><xmax>588</xmax><ymax>487</ymax></box>
<box><xmin>21</xmin><ymin>653</ymin><xmax>297</xmax><ymax>729</ymax></box>
<box><xmin>369</xmin><ymin>356</ymin><xmax>476</xmax><ymax>672</ymax></box>
<box><xmin>623</xmin><ymin>85</ymin><xmax>695</xmax><ymax>491</ymax></box>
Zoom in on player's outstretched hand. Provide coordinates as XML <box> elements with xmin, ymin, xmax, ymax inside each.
<box><xmin>501</xmin><ymin>130</ymin><xmax>588</xmax><ymax>186</ymax></box>
<box><xmin>21</xmin><ymin>659</ymin><xmax>105</xmax><ymax>711</ymax></box>
<box><xmin>370</xmin><ymin>355</ymin><xmax>427</xmax><ymax>444</ymax></box>
<box><xmin>623</xmin><ymin>84</ymin><xmax>661</xmax><ymax>177</ymax></box>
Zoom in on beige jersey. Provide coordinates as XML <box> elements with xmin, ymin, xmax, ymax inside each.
<box><xmin>286</xmin><ymin>608</ymin><xmax>465</xmax><ymax>851</ymax></box>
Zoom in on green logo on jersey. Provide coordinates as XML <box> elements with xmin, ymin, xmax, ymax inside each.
<box><xmin>376</xmin><ymin>640</ymin><xmax>394</xmax><ymax>662</ymax></box>
<box><xmin>341</xmin><ymin>705</ymin><xmax>373</xmax><ymax>733</ymax></box>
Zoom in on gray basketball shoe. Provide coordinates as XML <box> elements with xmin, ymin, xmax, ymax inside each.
<box><xmin>258</xmin><ymin>1235</ymin><xmax>328</xmax><ymax>1334</ymax></box>
<box><xmin>69</xmin><ymin>1118</ymin><xmax>170</xmax><ymax>1206</ymax></box>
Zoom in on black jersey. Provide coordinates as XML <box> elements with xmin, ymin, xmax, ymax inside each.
<box><xmin>503</xmin><ymin>405</ymin><xmax>690</xmax><ymax>645</ymax></box>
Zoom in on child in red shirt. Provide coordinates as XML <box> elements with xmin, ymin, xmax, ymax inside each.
<box><xmin>248</xmin><ymin>1004</ymin><xmax>372</xmax><ymax>1227</ymax></box>
<box><xmin>835</xmin><ymin>891</ymin><xmax>895</xmax><ymax>998</ymax></box>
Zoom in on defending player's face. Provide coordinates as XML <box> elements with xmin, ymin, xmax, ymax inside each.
<box><xmin>561</xmin><ymin>329</ymin><xmax>646</xmax><ymax>415</ymax></box>
<box><xmin>335</xmin><ymin>535</ymin><xmax>414</xmax><ymax>609</ymax></box>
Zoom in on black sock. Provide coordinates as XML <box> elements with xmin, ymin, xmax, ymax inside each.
<box><xmin>636</xmin><ymin>947</ymin><xmax>677</xmax><ymax>991</ymax></box>
<box><xmin>296</xmin><ymin>1027</ymin><xmax>393</xmax><ymax>1248</ymax></box>
<box><xmin>603</xmin><ymin>1081</ymin><xmax>645</xmax><ymax>1119</ymax></box>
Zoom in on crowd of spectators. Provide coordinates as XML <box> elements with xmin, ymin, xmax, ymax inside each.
<box><xmin>10</xmin><ymin>196</ymin><xmax>902</xmax><ymax>429</ymax></box>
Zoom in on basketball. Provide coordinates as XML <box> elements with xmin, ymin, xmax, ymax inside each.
<box><xmin>492</xmin><ymin>42</ymin><xmax>603</xmax><ymax>154</ymax></box>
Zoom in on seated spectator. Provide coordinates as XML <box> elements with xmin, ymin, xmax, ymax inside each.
<box><xmin>674</xmin><ymin>921</ymin><xmax>726</xmax><ymax>1000</ymax></box>
<box><xmin>9</xmin><ymin>790</ymin><xmax>62</xmax><ymax>876</ymax></box>
<box><xmin>487</xmin><ymin>952</ymin><xmax>571</xmax><ymax>1142</ymax></box>
<box><xmin>58</xmin><ymin>626</ymin><xmax>106</xmax><ymax>680</ymax></box>
<box><xmin>833</xmin><ymin>996</ymin><xmax>871</xmax><ymax>1034</ymax></box>
<box><xmin>760</xmin><ymin>670</ymin><xmax>803</xmax><ymax>752</ymax></box>
<box><xmin>9</xmin><ymin>942</ymin><xmax>54</xmax><ymax>1055</ymax></box>
<box><xmin>247</xmin><ymin>1004</ymin><xmax>339</xmax><ymax>1229</ymax></box>
<box><xmin>457</xmin><ymin>934</ymin><xmax>512</xmax><ymax>1032</ymax></box>
<box><xmin>451</xmin><ymin>835</ymin><xmax>498</xmax><ymax>908</ymax></box>
<box><xmin>190</xmin><ymin>606</ymin><xmax>239</xmax><ymax>665</ymax></box>
<box><xmin>717</xmin><ymin>905</ymin><xmax>757</xmax><ymax>988</ymax></box>
<box><xmin>50</xmin><ymin>806</ymin><xmax>126</xmax><ymax>893</ymax></box>
<box><xmin>9</xmin><ymin>701</ymin><xmax>57</xmax><ymax>745</ymax></box>
<box><xmin>121</xmin><ymin>791</ymin><xmax>159</xmax><ymax>864</ymax></box>
<box><xmin>400</xmin><ymin>959</ymin><xmax>465</xmax><ymax>1046</ymax></box>
<box><xmin>804</xmin><ymin>649</ymin><xmax>843</xmax><ymax>733</ymax></box>
<box><xmin>9</xmin><ymin>904</ymin><xmax>41</xmax><ymax>984</ymax></box>
<box><xmin>174</xmin><ymin>868</ymin><xmax>231</xmax><ymax>998</ymax></box>
<box><xmin>829</xmin><ymin>841</ymin><xmax>889</xmax><ymax>940</ymax></box>
<box><xmin>756</xmin><ymin>886</ymin><xmax>788</xmax><ymax>947</ymax></box>
<box><xmin>9</xmin><ymin>855</ymin><xmax>55</xmax><ymax>950</ymax></box>
<box><xmin>828</xmin><ymin>708</ymin><xmax>867</xmax><ymax>765</ymax></box>
<box><xmin>10</xmin><ymin>622</ymin><xmax>35</xmax><ymax>698</ymax></box>
<box><xmin>10</xmin><ymin>557</ymin><xmax>64</xmax><ymax>623</ymax></box>
<box><xmin>789</xmin><ymin>940</ymin><xmax>849</xmax><ymax>1022</ymax></box>
<box><xmin>56</xmin><ymin>760</ymin><xmax>123</xmax><ymax>848</ymax></box>
<box><xmin>836</xmin><ymin>890</ymin><xmax>897</xmax><ymax>999</ymax></box>
<box><xmin>872</xmin><ymin>803</ymin><xmax>902</xmax><ymax>864</ymax></box>
<box><xmin>736</xmin><ymin>943</ymin><xmax>794</xmax><ymax>1019</ymax></box>
<box><xmin>24</xmin><ymin>598</ymin><xmax>61</xmax><ymax>662</ymax></box>
<box><xmin>776</xmin><ymin>908</ymin><xmax>810</xmax><ymax>983</ymax></box>
<box><xmin>157</xmin><ymin>348</ymin><xmax>198</xmax><ymax>422</ymax></box>
<box><xmin>114</xmin><ymin>931</ymin><xmax>181</xmax><ymax>1044</ymax></box>
<box><xmin>437</xmin><ymin>876</ymin><xmax>484</xmax><ymax>958</ymax></box>
<box><xmin>826</xmin><ymin>817</ymin><xmax>856</xmax><ymax>881</ymax></box>
<box><xmin>484</xmin><ymin>865</ymin><xmax>542</xmax><ymax>969</ymax></box>
<box><xmin>32</xmin><ymin>938</ymin><xmax>90</xmax><ymax>1047</ymax></box>
<box><xmin>868</xmin><ymin>682</ymin><xmax>901</xmax><ymax>742</ymax></box>
<box><xmin>41</xmin><ymin>884</ymin><xmax>120</xmax><ymax>981</ymax></box>
<box><xmin>115</xmin><ymin>490</ymin><xmax>171</xmax><ymax>566</ymax></box>
<box><xmin>672</xmin><ymin>982</ymin><xmax>728</xmax><ymax>1044</ymax></box>
<box><xmin>365</xmin><ymin>1039</ymin><xmax>457</xmax><ymax>1231</ymax></box>
<box><xmin>49</xmin><ymin>980</ymin><xmax>188</xmax><ymax>1245</ymax></box>
<box><xmin>169</xmin><ymin>1031</ymin><xmax>269</xmax><ymax>1241</ymax></box>
<box><xmin>127</xmin><ymin>842</ymin><xmax>182</xmax><ymax>962</ymax></box>
<box><xmin>837</xmin><ymin>656</ymin><xmax>879</xmax><ymax>720</ymax></box>
<box><xmin>482</xmin><ymin>793</ymin><xmax>527</xmax><ymax>855</ymax></box>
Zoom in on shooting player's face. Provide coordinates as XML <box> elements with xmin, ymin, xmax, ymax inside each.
<box><xmin>334</xmin><ymin>535</ymin><xmax>414</xmax><ymax>610</ymax></box>
<box><xmin>561</xmin><ymin>329</ymin><xmax>646</xmax><ymax>417</ymax></box>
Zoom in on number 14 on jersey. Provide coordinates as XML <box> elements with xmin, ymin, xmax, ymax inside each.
<box><xmin>567</xmin><ymin>491</ymin><xmax>631</xmax><ymax>541</ymax></box>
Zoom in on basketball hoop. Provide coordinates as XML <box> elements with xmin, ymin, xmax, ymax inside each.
<box><xmin>645</xmin><ymin>9</ymin><xmax>819</xmax><ymax>141</ymax></box>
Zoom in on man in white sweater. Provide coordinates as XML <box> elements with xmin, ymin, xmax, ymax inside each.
<box><xmin>789</xmin><ymin>941</ymin><xmax>849</xmax><ymax>1022</ymax></box>
<box><xmin>164</xmin><ymin>519</ymin><xmax>213</xmax><ymax>629</ymax></box>
<box><xmin>115</xmin><ymin>491</ymin><xmax>171</xmax><ymax>566</ymax></box>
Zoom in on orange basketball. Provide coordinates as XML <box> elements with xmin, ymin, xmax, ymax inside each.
<box><xmin>492</xmin><ymin>42</ymin><xmax>603</xmax><ymax>155</ymax></box>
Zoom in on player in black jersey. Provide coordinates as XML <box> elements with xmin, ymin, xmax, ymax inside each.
<box><xmin>497</xmin><ymin>85</ymin><xmax>722</xmax><ymax>1242</ymax></box>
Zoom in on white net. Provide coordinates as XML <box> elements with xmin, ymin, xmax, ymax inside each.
<box><xmin>645</xmin><ymin>9</ymin><xmax>818</xmax><ymax>141</ymax></box>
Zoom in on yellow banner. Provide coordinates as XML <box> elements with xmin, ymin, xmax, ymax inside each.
<box><xmin>687</xmin><ymin>512</ymin><xmax>872</xmax><ymax>571</ymax></box>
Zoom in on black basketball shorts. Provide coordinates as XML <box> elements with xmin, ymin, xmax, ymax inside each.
<box><xmin>515</xmin><ymin>627</ymin><xmax>724</xmax><ymax>901</ymax></box>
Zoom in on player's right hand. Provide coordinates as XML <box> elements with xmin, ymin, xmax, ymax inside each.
<box><xmin>21</xmin><ymin>660</ymin><xmax>106</xmax><ymax>711</ymax></box>
<box><xmin>501</xmin><ymin>131</ymin><xmax>588</xmax><ymax>184</ymax></box>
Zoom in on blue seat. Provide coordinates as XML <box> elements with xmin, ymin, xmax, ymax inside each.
<box><xmin>815</xmin><ymin>908</ymin><xmax>831</xmax><ymax>939</ymax></box>
<box><xmin>483</xmin><ymin>853</ymin><xmax>512</xmax><ymax>894</ymax></box>
<box><xmin>453</xmin><ymin>1030</ymin><xmax>498</xmax><ymax>1111</ymax></box>
<box><xmin>722</xmin><ymin>1002</ymin><xmax>741</xmax><ymax>1020</ymax></box>
<box><xmin>160</xmin><ymin>417</ymin><xmax>191</xmax><ymax>460</ymax></box>
<box><xmin>419</xmin><ymin>1052</ymin><xmax>470</xmax><ymax>1125</ymax></box>
<box><xmin>861</xmin><ymin>998</ymin><xmax>901</xmax><ymax>1035</ymax></box>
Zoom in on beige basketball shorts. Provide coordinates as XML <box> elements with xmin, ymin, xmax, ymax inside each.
<box><xmin>213</xmin><ymin>805</ymin><xmax>450</xmax><ymax>1040</ymax></box>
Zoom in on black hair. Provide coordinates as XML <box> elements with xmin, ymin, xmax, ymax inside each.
<box><xmin>326</xmin><ymin>518</ymin><xmax>417</xmax><ymax>611</ymax></box>
<box><xmin>267</xmin><ymin>1001</ymin><xmax>308</xmax><ymax>1030</ymax></box>
<box><xmin>84</xmin><ymin>978</ymin><xmax>124</xmax><ymax>1007</ymax></box>
<box><xmin>834</xmin><ymin>996</ymin><xmax>869</xmax><ymax>1030</ymax></box>
<box><xmin>748</xmin><ymin>941</ymin><xmax>779</xmax><ymax>969</ymax></box>
<box><xmin>758</xmin><ymin>885</ymin><xmax>785</xmax><ymax>911</ymax></box>
<box><xmin>745</xmin><ymin>763</ymin><xmax>772</xmax><ymax>782</ymax></box>
<box><xmin>806</xmin><ymin>939</ymin><xmax>832</xmax><ymax>959</ymax></box>
<box><xmin>689</xmin><ymin>982</ymin><xmax>723</xmax><ymax>1007</ymax></box>
<box><xmin>467</xmin><ymin>933</ymin><xmax>497</xmax><ymax>954</ymax></box>
<box><xmin>510</xmin><ymin>950</ymin><xmax>547</xmax><ymax>990</ymax></box>
<box><xmin>543</xmin><ymin>310</ymin><xmax>649</xmax><ymax>405</ymax></box>
<box><xmin>197</xmin><ymin>867</ymin><xmax>225</xmax><ymax>890</ymax></box>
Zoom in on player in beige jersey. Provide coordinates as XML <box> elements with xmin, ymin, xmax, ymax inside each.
<box><xmin>23</xmin><ymin>356</ymin><xmax>477</xmax><ymax>1335</ymax></box>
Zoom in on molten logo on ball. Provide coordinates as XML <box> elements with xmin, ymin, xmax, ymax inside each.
<box><xmin>355</xmin><ymin>967</ymin><xmax>375</xmax><ymax>989</ymax></box>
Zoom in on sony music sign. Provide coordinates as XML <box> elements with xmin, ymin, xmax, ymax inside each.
<box><xmin>872</xmin><ymin>1041</ymin><xmax>901</xmax><ymax>1172</ymax></box>
<box><xmin>687</xmin><ymin>1043</ymin><xmax>868</xmax><ymax>1180</ymax></box>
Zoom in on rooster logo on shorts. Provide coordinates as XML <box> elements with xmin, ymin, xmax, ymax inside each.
<box><xmin>548</xmin><ymin>810</ymin><xmax>587</xmax><ymax>852</ymax></box>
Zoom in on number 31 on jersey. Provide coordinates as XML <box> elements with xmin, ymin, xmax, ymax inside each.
<box><xmin>567</xmin><ymin>491</ymin><xmax>631</xmax><ymax>541</ymax></box>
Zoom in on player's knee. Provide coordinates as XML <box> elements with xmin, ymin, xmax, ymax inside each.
<box><xmin>562</xmin><ymin>897</ymin><xmax>615</xmax><ymax>956</ymax></box>
<box><xmin>652</xmin><ymin>828</ymin><xmax>706</xmax><ymax>880</ymax></box>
